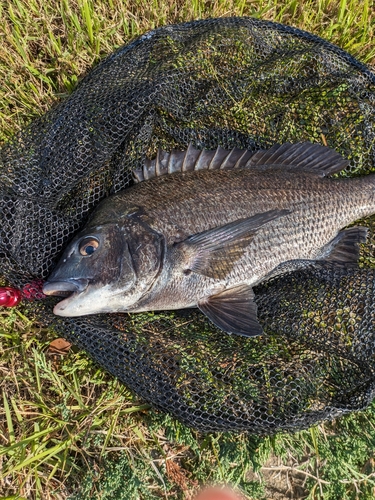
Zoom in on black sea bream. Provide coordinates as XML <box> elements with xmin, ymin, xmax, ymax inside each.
<box><xmin>43</xmin><ymin>143</ymin><xmax>373</xmax><ymax>336</ymax></box>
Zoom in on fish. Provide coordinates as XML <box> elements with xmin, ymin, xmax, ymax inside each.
<box><xmin>43</xmin><ymin>142</ymin><xmax>374</xmax><ymax>337</ymax></box>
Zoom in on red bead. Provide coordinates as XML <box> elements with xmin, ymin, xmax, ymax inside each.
<box><xmin>0</xmin><ymin>287</ymin><xmax>22</xmax><ymax>307</ymax></box>
<box><xmin>22</xmin><ymin>280</ymin><xmax>46</xmax><ymax>300</ymax></box>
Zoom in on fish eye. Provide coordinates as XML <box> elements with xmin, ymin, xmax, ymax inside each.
<box><xmin>79</xmin><ymin>237</ymin><xmax>99</xmax><ymax>256</ymax></box>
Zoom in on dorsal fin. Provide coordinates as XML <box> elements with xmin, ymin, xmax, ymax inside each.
<box><xmin>244</xmin><ymin>142</ymin><xmax>348</xmax><ymax>176</ymax></box>
<box><xmin>132</xmin><ymin>142</ymin><xmax>348</xmax><ymax>182</ymax></box>
<box><xmin>132</xmin><ymin>144</ymin><xmax>254</xmax><ymax>182</ymax></box>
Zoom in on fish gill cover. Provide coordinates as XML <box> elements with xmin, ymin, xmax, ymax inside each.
<box><xmin>1</xmin><ymin>16</ymin><xmax>375</xmax><ymax>433</ymax></box>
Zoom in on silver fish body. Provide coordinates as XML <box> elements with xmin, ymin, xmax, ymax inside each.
<box><xmin>43</xmin><ymin>143</ymin><xmax>375</xmax><ymax>336</ymax></box>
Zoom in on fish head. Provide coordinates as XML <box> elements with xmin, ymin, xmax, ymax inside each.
<box><xmin>43</xmin><ymin>215</ymin><xmax>164</xmax><ymax>316</ymax></box>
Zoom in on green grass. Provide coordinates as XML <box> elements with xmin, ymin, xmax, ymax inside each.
<box><xmin>1</xmin><ymin>0</ymin><xmax>374</xmax><ymax>143</ymax></box>
<box><xmin>4</xmin><ymin>308</ymin><xmax>375</xmax><ymax>499</ymax></box>
<box><xmin>2</xmin><ymin>0</ymin><xmax>375</xmax><ymax>499</ymax></box>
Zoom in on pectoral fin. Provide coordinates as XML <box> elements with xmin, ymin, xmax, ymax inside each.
<box><xmin>177</xmin><ymin>209</ymin><xmax>289</xmax><ymax>279</ymax></box>
<box><xmin>198</xmin><ymin>284</ymin><xmax>263</xmax><ymax>337</ymax></box>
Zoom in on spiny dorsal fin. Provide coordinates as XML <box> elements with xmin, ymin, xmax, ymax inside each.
<box><xmin>132</xmin><ymin>144</ymin><xmax>254</xmax><ymax>182</ymax></box>
<box><xmin>132</xmin><ymin>142</ymin><xmax>348</xmax><ymax>182</ymax></box>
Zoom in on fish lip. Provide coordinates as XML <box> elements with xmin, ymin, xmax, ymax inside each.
<box><xmin>43</xmin><ymin>278</ymin><xmax>89</xmax><ymax>297</ymax></box>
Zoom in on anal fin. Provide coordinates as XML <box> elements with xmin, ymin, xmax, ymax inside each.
<box><xmin>198</xmin><ymin>284</ymin><xmax>263</xmax><ymax>337</ymax></box>
<box><xmin>260</xmin><ymin>226</ymin><xmax>368</xmax><ymax>284</ymax></box>
<box><xmin>317</xmin><ymin>226</ymin><xmax>368</xmax><ymax>264</ymax></box>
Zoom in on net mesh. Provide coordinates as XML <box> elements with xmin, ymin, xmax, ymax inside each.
<box><xmin>1</xmin><ymin>16</ymin><xmax>375</xmax><ymax>433</ymax></box>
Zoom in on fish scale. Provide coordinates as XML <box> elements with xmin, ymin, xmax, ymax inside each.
<box><xmin>43</xmin><ymin>143</ymin><xmax>375</xmax><ymax>337</ymax></box>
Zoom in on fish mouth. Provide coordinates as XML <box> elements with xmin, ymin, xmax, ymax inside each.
<box><xmin>43</xmin><ymin>279</ymin><xmax>89</xmax><ymax>298</ymax></box>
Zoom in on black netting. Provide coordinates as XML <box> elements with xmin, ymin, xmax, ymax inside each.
<box><xmin>2</xmin><ymin>17</ymin><xmax>375</xmax><ymax>433</ymax></box>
